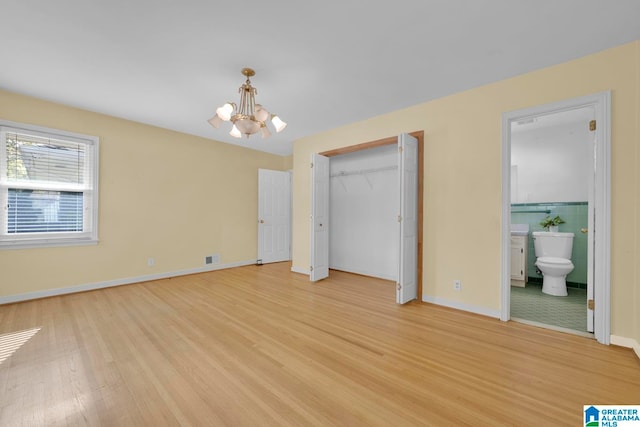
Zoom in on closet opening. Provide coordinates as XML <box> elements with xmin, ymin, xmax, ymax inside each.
<box><xmin>313</xmin><ymin>131</ymin><xmax>424</xmax><ymax>301</ymax></box>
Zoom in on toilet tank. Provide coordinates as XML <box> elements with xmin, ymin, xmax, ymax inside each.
<box><xmin>532</xmin><ymin>232</ymin><xmax>574</xmax><ymax>259</ymax></box>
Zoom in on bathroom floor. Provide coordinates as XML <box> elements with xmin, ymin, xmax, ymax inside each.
<box><xmin>510</xmin><ymin>283</ymin><xmax>587</xmax><ymax>332</ymax></box>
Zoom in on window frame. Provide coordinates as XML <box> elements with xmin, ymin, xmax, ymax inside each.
<box><xmin>0</xmin><ymin>120</ymin><xmax>99</xmax><ymax>249</ymax></box>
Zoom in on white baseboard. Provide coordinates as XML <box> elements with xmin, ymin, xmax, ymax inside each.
<box><xmin>329</xmin><ymin>265</ymin><xmax>396</xmax><ymax>281</ymax></box>
<box><xmin>421</xmin><ymin>295</ymin><xmax>501</xmax><ymax>319</ymax></box>
<box><xmin>290</xmin><ymin>266</ymin><xmax>309</xmax><ymax>275</ymax></box>
<box><xmin>0</xmin><ymin>259</ymin><xmax>256</xmax><ymax>305</ymax></box>
<box><xmin>610</xmin><ymin>335</ymin><xmax>640</xmax><ymax>360</ymax></box>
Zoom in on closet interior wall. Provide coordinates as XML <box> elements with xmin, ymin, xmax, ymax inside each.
<box><xmin>329</xmin><ymin>145</ymin><xmax>399</xmax><ymax>280</ymax></box>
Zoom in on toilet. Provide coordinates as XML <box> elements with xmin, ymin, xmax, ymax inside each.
<box><xmin>532</xmin><ymin>231</ymin><xmax>575</xmax><ymax>296</ymax></box>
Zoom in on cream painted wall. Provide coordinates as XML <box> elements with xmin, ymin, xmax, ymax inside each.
<box><xmin>0</xmin><ymin>90</ymin><xmax>289</xmax><ymax>299</ymax></box>
<box><xmin>292</xmin><ymin>41</ymin><xmax>640</xmax><ymax>342</ymax></box>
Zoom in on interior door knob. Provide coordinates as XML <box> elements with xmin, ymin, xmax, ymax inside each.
<box><xmin>581</xmin><ymin>228</ymin><xmax>588</xmax><ymax>233</ymax></box>
<box><xmin>259</xmin><ymin>219</ymin><xmax>264</xmax><ymax>224</ymax></box>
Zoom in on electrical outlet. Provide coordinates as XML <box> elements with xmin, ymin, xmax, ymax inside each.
<box><xmin>454</xmin><ymin>280</ymin><xmax>462</xmax><ymax>291</ymax></box>
<box><xmin>147</xmin><ymin>257</ymin><xmax>155</xmax><ymax>267</ymax></box>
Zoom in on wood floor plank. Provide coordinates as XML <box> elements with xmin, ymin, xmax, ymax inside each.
<box><xmin>1</xmin><ymin>262</ymin><xmax>639</xmax><ymax>426</ymax></box>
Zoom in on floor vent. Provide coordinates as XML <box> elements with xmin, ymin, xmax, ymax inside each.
<box><xmin>205</xmin><ymin>254</ymin><xmax>220</xmax><ymax>265</ymax></box>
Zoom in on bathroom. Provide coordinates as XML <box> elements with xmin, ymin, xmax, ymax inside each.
<box><xmin>509</xmin><ymin>107</ymin><xmax>593</xmax><ymax>334</ymax></box>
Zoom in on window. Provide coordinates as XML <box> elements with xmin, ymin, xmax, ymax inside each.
<box><xmin>0</xmin><ymin>121</ymin><xmax>98</xmax><ymax>248</ymax></box>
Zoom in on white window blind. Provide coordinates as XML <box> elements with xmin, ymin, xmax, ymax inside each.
<box><xmin>0</xmin><ymin>122</ymin><xmax>99</xmax><ymax>248</ymax></box>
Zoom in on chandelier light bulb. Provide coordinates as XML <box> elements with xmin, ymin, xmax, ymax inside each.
<box><xmin>260</xmin><ymin>125</ymin><xmax>272</xmax><ymax>139</ymax></box>
<box><xmin>271</xmin><ymin>115</ymin><xmax>287</xmax><ymax>133</ymax></box>
<box><xmin>229</xmin><ymin>124</ymin><xmax>242</xmax><ymax>138</ymax></box>
<box><xmin>216</xmin><ymin>103</ymin><xmax>234</xmax><ymax>121</ymax></box>
<box><xmin>254</xmin><ymin>104</ymin><xmax>269</xmax><ymax>122</ymax></box>
<box><xmin>208</xmin><ymin>114</ymin><xmax>223</xmax><ymax>128</ymax></box>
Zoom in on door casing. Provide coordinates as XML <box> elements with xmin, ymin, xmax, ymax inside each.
<box><xmin>500</xmin><ymin>92</ymin><xmax>611</xmax><ymax>345</ymax></box>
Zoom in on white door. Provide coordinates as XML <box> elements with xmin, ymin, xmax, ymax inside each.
<box><xmin>310</xmin><ymin>154</ymin><xmax>330</xmax><ymax>281</ymax></box>
<box><xmin>397</xmin><ymin>133</ymin><xmax>418</xmax><ymax>304</ymax></box>
<box><xmin>258</xmin><ymin>169</ymin><xmax>291</xmax><ymax>264</ymax></box>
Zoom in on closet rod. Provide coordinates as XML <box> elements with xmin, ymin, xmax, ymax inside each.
<box><xmin>511</xmin><ymin>209</ymin><xmax>551</xmax><ymax>214</ymax></box>
<box><xmin>330</xmin><ymin>165</ymin><xmax>397</xmax><ymax>178</ymax></box>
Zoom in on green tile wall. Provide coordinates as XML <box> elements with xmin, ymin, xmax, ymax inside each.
<box><xmin>511</xmin><ymin>202</ymin><xmax>588</xmax><ymax>287</ymax></box>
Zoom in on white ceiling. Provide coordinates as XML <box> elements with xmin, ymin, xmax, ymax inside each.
<box><xmin>1</xmin><ymin>1</ymin><xmax>639</xmax><ymax>156</ymax></box>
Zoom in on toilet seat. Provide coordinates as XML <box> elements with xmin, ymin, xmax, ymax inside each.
<box><xmin>536</xmin><ymin>256</ymin><xmax>572</xmax><ymax>266</ymax></box>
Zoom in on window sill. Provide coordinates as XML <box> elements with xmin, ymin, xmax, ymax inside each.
<box><xmin>0</xmin><ymin>238</ymin><xmax>98</xmax><ymax>250</ymax></box>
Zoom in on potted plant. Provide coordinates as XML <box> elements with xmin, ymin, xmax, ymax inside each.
<box><xmin>540</xmin><ymin>215</ymin><xmax>565</xmax><ymax>232</ymax></box>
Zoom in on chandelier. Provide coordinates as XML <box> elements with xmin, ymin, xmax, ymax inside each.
<box><xmin>208</xmin><ymin>67</ymin><xmax>287</xmax><ymax>139</ymax></box>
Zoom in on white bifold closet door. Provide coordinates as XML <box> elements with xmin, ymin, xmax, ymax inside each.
<box><xmin>397</xmin><ymin>133</ymin><xmax>418</xmax><ymax>304</ymax></box>
<box><xmin>310</xmin><ymin>153</ymin><xmax>330</xmax><ymax>281</ymax></box>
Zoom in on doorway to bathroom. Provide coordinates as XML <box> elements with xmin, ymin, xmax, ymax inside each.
<box><xmin>500</xmin><ymin>92</ymin><xmax>611</xmax><ymax>344</ymax></box>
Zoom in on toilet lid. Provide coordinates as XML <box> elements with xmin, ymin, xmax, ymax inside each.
<box><xmin>536</xmin><ymin>256</ymin><xmax>572</xmax><ymax>266</ymax></box>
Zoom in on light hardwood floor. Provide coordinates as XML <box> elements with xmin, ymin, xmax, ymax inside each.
<box><xmin>1</xmin><ymin>262</ymin><xmax>638</xmax><ymax>426</ymax></box>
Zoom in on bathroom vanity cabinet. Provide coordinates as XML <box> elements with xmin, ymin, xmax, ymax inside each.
<box><xmin>510</xmin><ymin>235</ymin><xmax>527</xmax><ymax>287</ymax></box>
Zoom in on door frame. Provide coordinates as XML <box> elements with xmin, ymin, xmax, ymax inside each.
<box><xmin>500</xmin><ymin>92</ymin><xmax>611</xmax><ymax>345</ymax></box>
<box><xmin>319</xmin><ymin>131</ymin><xmax>424</xmax><ymax>299</ymax></box>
